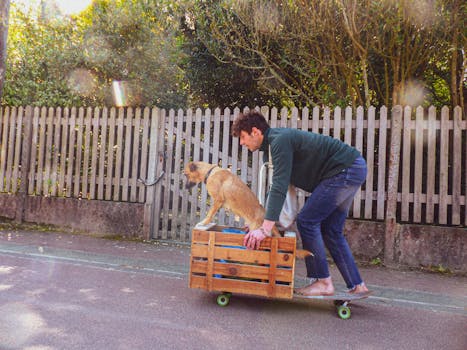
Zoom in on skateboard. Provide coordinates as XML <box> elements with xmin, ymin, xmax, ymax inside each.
<box><xmin>215</xmin><ymin>291</ymin><xmax>372</xmax><ymax>320</ymax></box>
<box><xmin>293</xmin><ymin>291</ymin><xmax>373</xmax><ymax>319</ymax></box>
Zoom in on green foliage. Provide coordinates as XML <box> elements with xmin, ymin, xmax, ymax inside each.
<box><xmin>1</xmin><ymin>0</ymin><xmax>465</xmax><ymax>109</ymax></box>
<box><xmin>3</xmin><ymin>0</ymin><xmax>188</xmax><ymax>109</ymax></box>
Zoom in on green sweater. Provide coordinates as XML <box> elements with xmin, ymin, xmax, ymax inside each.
<box><xmin>260</xmin><ymin>128</ymin><xmax>360</xmax><ymax>221</ymax></box>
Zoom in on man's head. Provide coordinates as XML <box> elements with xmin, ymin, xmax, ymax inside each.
<box><xmin>232</xmin><ymin>111</ymin><xmax>270</xmax><ymax>152</ymax></box>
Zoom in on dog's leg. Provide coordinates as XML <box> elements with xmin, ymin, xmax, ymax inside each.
<box><xmin>199</xmin><ymin>199</ymin><xmax>223</xmax><ymax>225</ymax></box>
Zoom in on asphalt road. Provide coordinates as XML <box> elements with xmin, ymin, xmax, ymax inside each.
<box><xmin>0</xmin><ymin>230</ymin><xmax>466</xmax><ymax>350</ymax></box>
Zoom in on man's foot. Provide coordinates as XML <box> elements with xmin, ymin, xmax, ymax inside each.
<box><xmin>348</xmin><ymin>282</ymin><xmax>369</xmax><ymax>294</ymax></box>
<box><xmin>294</xmin><ymin>278</ymin><xmax>335</xmax><ymax>296</ymax></box>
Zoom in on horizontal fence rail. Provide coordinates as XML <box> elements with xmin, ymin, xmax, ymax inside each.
<box><xmin>0</xmin><ymin>105</ymin><xmax>465</xmax><ymax>241</ymax></box>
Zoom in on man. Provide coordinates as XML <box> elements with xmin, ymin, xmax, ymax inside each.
<box><xmin>232</xmin><ymin>110</ymin><xmax>369</xmax><ymax>296</ymax></box>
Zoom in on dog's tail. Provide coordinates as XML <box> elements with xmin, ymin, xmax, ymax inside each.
<box><xmin>296</xmin><ymin>249</ymin><xmax>313</xmax><ymax>259</ymax></box>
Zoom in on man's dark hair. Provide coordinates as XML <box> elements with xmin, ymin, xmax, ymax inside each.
<box><xmin>231</xmin><ymin>110</ymin><xmax>270</xmax><ymax>137</ymax></box>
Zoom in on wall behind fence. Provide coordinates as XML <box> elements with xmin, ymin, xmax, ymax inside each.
<box><xmin>0</xmin><ymin>105</ymin><xmax>465</xmax><ymax>242</ymax></box>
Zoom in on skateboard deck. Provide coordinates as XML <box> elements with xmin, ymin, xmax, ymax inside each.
<box><xmin>293</xmin><ymin>290</ymin><xmax>372</xmax><ymax>301</ymax></box>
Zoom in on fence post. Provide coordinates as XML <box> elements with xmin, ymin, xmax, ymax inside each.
<box><xmin>15</xmin><ymin>106</ymin><xmax>33</xmax><ymax>222</ymax></box>
<box><xmin>142</xmin><ymin>107</ymin><xmax>163</xmax><ymax>240</ymax></box>
<box><xmin>384</xmin><ymin>105</ymin><xmax>402</xmax><ymax>266</ymax></box>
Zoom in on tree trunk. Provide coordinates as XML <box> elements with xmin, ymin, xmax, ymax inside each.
<box><xmin>0</xmin><ymin>0</ymin><xmax>10</xmax><ymax>100</ymax></box>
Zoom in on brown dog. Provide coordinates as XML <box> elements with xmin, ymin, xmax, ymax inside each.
<box><xmin>184</xmin><ymin>161</ymin><xmax>311</xmax><ymax>258</ymax></box>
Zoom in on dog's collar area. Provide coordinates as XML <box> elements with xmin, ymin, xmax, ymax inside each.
<box><xmin>204</xmin><ymin>166</ymin><xmax>218</xmax><ymax>184</ymax></box>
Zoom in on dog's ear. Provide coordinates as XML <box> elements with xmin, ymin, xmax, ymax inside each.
<box><xmin>189</xmin><ymin>162</ymin><xmax>197</xmax><ymax>172</ymax></box>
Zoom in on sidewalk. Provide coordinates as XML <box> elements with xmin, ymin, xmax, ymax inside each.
<box><xmin>1</xmin><ymin>225</ymin><xmax>465</xmax><ymax>317</ymax></box>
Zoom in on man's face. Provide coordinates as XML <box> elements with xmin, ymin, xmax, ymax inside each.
<box><xmin>239</xmin><ymin>127</ymin><xmax>263</xmax><ymax>151</ymax></box>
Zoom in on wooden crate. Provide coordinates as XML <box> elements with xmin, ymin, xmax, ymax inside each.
<box><xmin>189</xmin><ymin>226</ymin><xmax>296</xmax><ymax>299</ymax></box>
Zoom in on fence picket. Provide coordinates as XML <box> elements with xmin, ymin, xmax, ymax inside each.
<box><xmin>364</xmin><ymin>107</ymin><xmax>376</xmax><ymax>219</ymax></box>
<box><xmin>122</xmin><ymin>108</ymin><xmax>132</xmax><ymax>202</ymax></box>
<box><xmin>51</xmin><ymin>107</ymin><xmax>61</xmax><ymax>197</ymax></box>
<box><xmin>90</xmin><ymin>108</ymin><xmax>100</xmax><ymax>200</ymax></box>
<box><xmin>401</xmin><ymin>107</ymin><xmax>412</xmax><ymax>222</ymax></box>
<box><xmin>12</xmin><ymin>107</ymin><xmax>23</xmax><ymax>193</ymax></box>
<box><xmin>376</xmin><ymin>107</ymin><xmax>388</xmax><ymax>220</ymax></box>
<box><xmin>58</xmin><ymin>108</ymin><xmax>69</xmax><ymax>197</ymax></box>
<box><xmin>6</xmin><ymin>107</ymin><xmax>16</xmax><ymax>192</ymax></box>
<box><xmin>439</xmin><ymin>107</ymin><xmax>449</xmax><ymax>224</ymax></box>
<box><xmin>105</xmin><ymin>108</ymin><xmax>116</xmax><ymax>200</ymax></box>
<box><xmin>425</xmin><ymin>106</ymin><xmax>437</xmax><ymax>223</ymax></box>
<box><xmin>413</xmin><ymin>107</ymin><xmax>424</xmax><ymax>222</ymax></box>
<box><xmin>353</xmin><ymin>107</ymin><xmax>364</xmax><ymax>217</ymax></box>
<box><xmin>452</xmin><ymin>107</ymin><xmax>462</xmax><ymax>225</ymax></box>
<box><xmin>130</xmin><ymin>108</ymin><xmax>141</xmax><ymax>202</ymax></box>
<box><xmin>82</xmin><ymin>108</ymin><xmax>92</xmax><ymax>199</ymax></box>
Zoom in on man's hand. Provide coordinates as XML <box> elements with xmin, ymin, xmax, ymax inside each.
<box><xmin>243</xmin><ymin>228</ymin><xmax>268</xmax><ymax>250</ymax></box>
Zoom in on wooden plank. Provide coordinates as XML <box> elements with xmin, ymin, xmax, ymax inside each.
<box><xmin>212</xmin><ymin>108</ymin><xmax>221</xmax><ymax>164</ymax></box>
<box><xmin>438</xmin><ymin>107</ymin><xmax>449</xmax><ymax>224</ymax></box>
<box><xmin>270</xmin><ymin>107</ymin><xmax>278</xmax><ymax>128</ymax></box>
<box><xmin>311</xmin><ymin>106</ymin><xmax>320</xmax><ymax>133</ymax></box>
<box><xmin>105</xmin><ymin>108</ymin><xmax>116</xmax><ymax>200</ymax></box>
<box><xmin>344</xmin><ymin>106</ymin><xmax>352</xmax><ymax>146</ymax></box>
<box><xmin>89</xmin><ymin>107</ymin><xmax>100</xmax><ymax>200</ymax></box>
<box><xmin>218</xmin><ymin>108</ymin><xmax>231</xmax><ymax>225</ymax></box>
<box><xmin>5</xmin><ymin>107</ymin><xmax>16</xmax><ymax>192</ymax></box>
<box><xmin>171</xmin><ymin>109</ymin><xmax>184</xmax><ymax>238</ymax></box>
<box><xmin>97</xmin><ymin>107</ymin><xmax>108</xmax><ymax>200</ymax></box>
<box><xmin>267</xmin><ymin>238</ymin><xmax>278</xmax><ymax>297</ymax></box>
<box><xmin>280</xmin><ymin>107</ymin><xmax>288</xmax><ymax>128</ymax></box>
<box><xmin>206</xmin><ymin>231</ymin><xmax>216</xmax><ymax>291</ymax></box>
<box><xmin>43</xmin><ymin>107</ymin><xmax>55</xmax><ymax>196</ymax></box>
<box><xmin>12</xmin><ymin>107</ymin><xmax>23</xmax><ymax>193</ymax></box>
<box><xmin>122</xmin><ymin>108</ymin><xmax>133</xmax><ymax>201</ymax></box>
<box><xmin>190</xmin><ymin>108</ymin><xmax>203</xmax><ymax>225</ymax></box>
<box><xmin>451</xmin><ymin>106</ymin><xmax>462</xmax><ymax>225</ymax></box>
<box><xmin>0</xmin><ymin>106</ymin><xmax>6</xmax><ymax>192</ymax></box>
<box><xmin>28</xmin><ymin>108</ymin><xmax>40</xmax><ymax>195</ymax></box>
<box><xmin>333</xmin><ymin>106</ymin><xmax>342</xmax><ymax>140</ymax></box>
<box><xmin>58</xmin><ymin>108</ymin><xmax>69</xmax><ymax>197</ymax></box>
<box><xmin>151</xmin><ymin>108</ymin><xmax>166</xmax><ymax>239</ymax></box>
<box><xmin>322</xmin><ymin>107</ymin><xmax>331</xmax><ymax>136</ymax></box>
<box><xmin>290</xmin><ymin>107</ymin><xmax>298</xmax><ymax>129</ymax></box>
<box><xmin>189</xmin><ymin>275</ymin><xmax>292</xmax><ymax>299</ymax></box>
<box><xmin>364</xmin><ymin>106</ymin><xmax>375</xmax><ymax>219</ymax></box>
<box><xmin>376</xmin><ymin>106</ymin><xmax>387</xmax><ymax>220</ymax></box>
<box><xmin>229</xmin><ymin>108</ymin><xmax>240</xmax><ymax>226</ymax></box>
<box><xmin>401</xmin><ymin>107</ymin><xmax>412</xmax><ymax>222</ymax></box>
<box><xmin>113</xmin><ymin>108</ymin><xmax>125</xmax><ymax>201</ymax></box>
<box><xmin>190</xmin><ymin>261</ymin><xmax>293</xmax><ymax>282</ymax></box>
<box><xmin>65</xmin><ymin>107</ymin><xmax>76</xmax><ymax>198</ymax></box>
<box><xmin>138</xmin><ymin>107</ymin><xmax>150</xmax><ymax>203</ymax></box>
<box><xmin>353</xmin><ymin>106</ymin><xmax>364</xmax><ymax>217</ymax></box>
<box><xmin>181</xmin><ymin>109</ymin><xmax>193</xmax><ymax>238</ymax></box>
<box><xmin>37</xmin><ymin>107</ymin><xmax>47</xmax><ymax>196</ymax></box>
<box><xmin>50</xmin><ymin>107</ymin><xmax>61</xmax><ymax>197</ymax></box>
<box><xmin>82</xmin><ymin>107</ymin><xmax>92</xmax><ymax>199</ymax></box>
<box><xmin>142</xmin><ymin>107</ymin><xmax>161</xmax><ymax>240</ymax></box>
<box><xmin>130</xmin><ymin>108</ymin><xmax>141</xmax><ymax>202</ymax></box>
<box><xmin>200</xmin><ymin>109</ymin><xmax>212</xmax><ymax>223</ymax></box>
<box><xmin>73</xmin><ymin>107</ymin><xmax>84</xmax><ymax>198</ymax></box>
<box><xmin>162</xmin><ymin>109</ymin><xmax>176</xmax><ymax>239</ymax></box>
<box><xmin>413</xmin><ymin>107</ymin><xmax>424</xmax><ymax>222</ymax></box>
<box><xmin>191</xmin><ymin>230</ymin><xmax>296</xmax><ymax>252</ymax></box>
<box><xmin>425</xmin><ymin>106</ymin><xmax>437</xmax><ymax>223</ymax></box>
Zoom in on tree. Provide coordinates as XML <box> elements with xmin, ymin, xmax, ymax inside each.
<box><xmin>186</xmin><ymin>0</ymin><xmax>466</xmax><ymax>109</ymax></box>
<box><xmin>0</xmin><ymin>0</ymin><xmax>10</xmax><ymax>99</ymax></box>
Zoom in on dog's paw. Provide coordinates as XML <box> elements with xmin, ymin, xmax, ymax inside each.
<box><xmin>194</xmin><ymin>222</ymin><xmax>216</xmax><ymax>230</ymax></box>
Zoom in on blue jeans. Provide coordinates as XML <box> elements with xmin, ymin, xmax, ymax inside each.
<box><xmin>296</xmin><ymin>156</ymin><xmax>367</xmax><ymax>289</ymax></box>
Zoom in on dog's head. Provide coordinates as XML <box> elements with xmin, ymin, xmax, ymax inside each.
<box><xmin>184</xmin><ymin>162</ymin><xmax>203</xmax><ymax>189</ymax></box>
